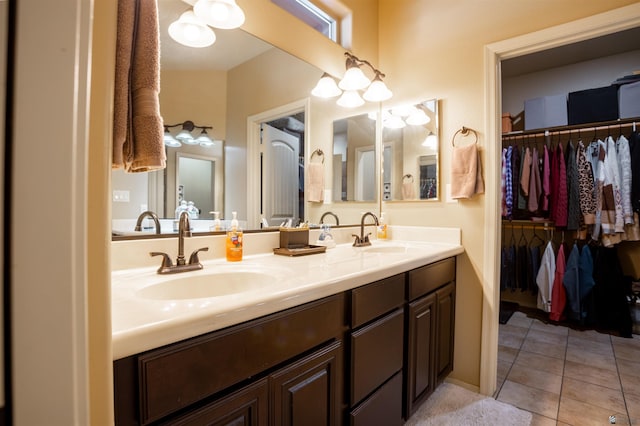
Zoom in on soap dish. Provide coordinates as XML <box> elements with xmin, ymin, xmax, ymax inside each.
<box><xmin>273</xmin><ymin>245</ymin><xmax>327</xmax><ymax>257</ymax></box>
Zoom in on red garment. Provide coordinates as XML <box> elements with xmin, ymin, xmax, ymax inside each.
<box><xmin>550</xmin><ymin>243</ymin><xmax>567</xmax><ymax>321</ymax></box>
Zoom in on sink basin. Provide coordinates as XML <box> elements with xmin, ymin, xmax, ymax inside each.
<box><xmin>136</xmin><ymin>271</ymin><xmax>278</xmax><ymax>300</ymax></box>
<box><xmin>364</xmin><ymin>245</ymin><xmax>408</xmax><ymax>254</ymax></box>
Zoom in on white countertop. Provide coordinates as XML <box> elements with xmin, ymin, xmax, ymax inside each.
<box><xmin>111</xmin><ymin>227</ymin><xmax>463</xmax><ymax>360</ymax></box>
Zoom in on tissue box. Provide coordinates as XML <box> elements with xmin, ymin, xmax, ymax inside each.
<box><xmin>568</xmin><ymin>86</ymin><xmax>619</xmax><ymax>125</ymax></box>
<box><xmin>524</xmin><ymin>95</ymin><xmax>568</xmax><ymax>130</ymax></box>
<box><xmin>619</xmin><ymin>80</ymin><xmax>640</xmax><ymax>119</ymax></box>
<box><xmin>279</xmin><ymin>228</ymin><xmax>309</xmax><ymax>249</ymax></box>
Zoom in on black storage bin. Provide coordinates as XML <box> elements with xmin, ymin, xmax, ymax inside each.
<box><xmin>567</xmin><ymin>85</ymin><xmax>619</xmax><ymax>125</ymax></box>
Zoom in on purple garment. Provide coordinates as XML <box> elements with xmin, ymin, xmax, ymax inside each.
<box><xmin>550</xmin><ymin>143</ymin><xmax>568</xmax><ymax>227</ymax></box>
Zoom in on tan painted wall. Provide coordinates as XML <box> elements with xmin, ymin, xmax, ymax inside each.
<box><xmin>377</xmin><ymin>0</ymin><xmax>639</xmax><ymax>388</ymax></box>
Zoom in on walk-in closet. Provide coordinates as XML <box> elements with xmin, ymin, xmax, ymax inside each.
<box><xmin>499</xmin><ymin>27</ymin><xmax>640</xmax><ymax>337</ymax></box>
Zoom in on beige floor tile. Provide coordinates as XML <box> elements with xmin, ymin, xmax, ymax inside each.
<box><xmin>530</xmin><ymin>320</ymin><xmax>569</xmax><ymax>336</ymax></box>
<box><xmin>507</xmin><ymin>363</ymin><xmax>562</xmax><ymax>394</ymax></box>
<box><xmin>624</xmin><ymin>391</ymin><xmax>640</xmax><ymax>425</ymax></box>
<box><xmin>501</xmin><ymin>323</ymin><xmax>530</xmax><ymax>336</ymax></box>
<box><xmin>499</xmin><ymin>327</ymin><xmax>526</xmax><ymax>350</ymax></box>
<box><xmin>521</xmin><ymin>328</ymin><xmax>568</xmax><ymax>359</ymax></box>
<box><xmin>508</xmin><ymin>312</ymin><xmax>534</xmax><ymax>329</ymax></box>
<box><xmin>497</xmin><ymin>380</ymin><xmax>559</xmax><ymax>419</ymax></box>
<box><xmin>529</xmin><ymin>413</ymin><xmax>557</xmax><ymax>426</ymax></box>
<box><xmin>497</xmin><ymin>358</ymin><xmax>512</xmax><ymax>380</ymax></box>
<box><xmin>560</xmin><ymin>377</ymin><xmax>626</xmax><ymax>413</ymax></box>
<box><xmin>565</xmin><ymin>345</ymin><xmax>617</xmax><ymax>372</ymax></box>
<box><xmin>568</xmin><ymin>328</ymin><xmax>612</xmax><ymax>343</ymax></box>
<box><xmin>616</xmin><ymin>358</ymin><xmax>640</xmax><ymax>381</ymax></box>
<box><xmin>620</xmin><ymin>373</ymin><xmax>640</xmax><ymax>397</ymax></box>
<box><xmin>558</xmin><ymin>396</ymin><xmax>630</xmax><ymax>426</ymax></box>
<box><xmin>514</xmin><ymin>349</ymin><xmax>565</xmax><ymax>376</ymax></box>
<box><xmin>498</xmin><ymin>344</ymin><xmax>519</xmax><ymax>363</ymax></box>
<box><xmin>567</xmin><ymin>335</ymin><xmax>614</xmax><ymax>357</ymax></box>
<box><xmin>613</xmin><ymin>338</ymin><xmax>640</xmax><ymax>362</ymax></box>
<box><xmin>563</xmin><ymin>359</ymin><xmax>621</xmax><ymax>390</ymax></box>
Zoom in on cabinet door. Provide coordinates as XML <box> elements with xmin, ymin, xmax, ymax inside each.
<box><xmin>405</xmin><ymin>292</ymin><xmax>437</xmax><ymax>418</ymax></box>
<box><xmin>436</xmin><ymin>282</ymin><xmax>456</xmax><ymax>384</ymax></box>
<box><xmin>158</xmin><ymin>378</ymin><xmax>268</xmax><ymax>426</ymax></box>
<box><xmin>270</xmin><ymin>341</ymin><xmax>343</xmax><ymax>426</ymax></box>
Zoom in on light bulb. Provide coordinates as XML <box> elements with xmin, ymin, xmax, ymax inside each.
<box><xmin>168</xmin><ymin>11</ymin><xmax>216</xmax><ymax>48</ymax></box>
<box><xmin>337</xmin><ymin>90</ymin><xmax>365</xmax><ymax>108</ymax></box>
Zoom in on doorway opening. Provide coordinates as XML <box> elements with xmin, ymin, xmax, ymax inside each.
<box><xmin>246</xmin><ymin>98</ymin><xmax>310</xmax><ymax>229</ymax></box>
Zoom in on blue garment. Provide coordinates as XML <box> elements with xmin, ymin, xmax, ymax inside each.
<box><xmin>563</xmin><ymin>244</ymin><xmax>581</xmax><ymax>320</ymax></box>
<box><xmin>579</xmin><ymin>245</ymin><xmax>595</xmax><ymax>305</ymax></box>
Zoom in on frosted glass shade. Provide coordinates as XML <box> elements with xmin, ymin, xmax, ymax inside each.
<box><xmin>338</xmin><ymin>66</ymin><xmax>371</xmax><ymax>91</ymax></box>
<box><xmin>337</xmin><ymin>90</ymin><xmax>365</xmax><ymax>108</ymax></box>
<box><xmin>311</xmin><ymin>73</ymin><xmax>342</xmax><ymax>98</ymax></box>
<box><xmin>194</xmin><ymin>0</ymin><xmax>245</xmax><ymax>29</ymax></box>
<box><xmin>363</xmin><ymin>77</ymin><xmax>392</xmax><ymax>102</ymax></box>
<box><xmin>168</xmin><ymin>11</ymin><xmax>216</xmax><ymax>48</ymax></box>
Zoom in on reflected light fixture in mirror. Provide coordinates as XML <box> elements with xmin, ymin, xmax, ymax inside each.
<box><xmin>381</xmin><ymin>104</ymin><xmax>431</xmax><ymax>129</ymax></box>
<box><xmin>168</xmin><ymin>10</ymin><xmax>216</xmax><ymax>48</ymax></box>
<box><xmin>164</xmin><ymin>120</ymin><xmax>219</xmax><ymax>148</ymax></box>
<box><xmin>311</xmin><ymin>52</ymin><xmax>392</xmax><ymax>107</ymax></box>
<box><xmin>193</xmin><ymin>0</ymin><xmax>245</xmax><ymax>29</ymax></box>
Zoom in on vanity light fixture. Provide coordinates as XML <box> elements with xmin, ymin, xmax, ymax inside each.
<box><xmin>422</xmin><ymin>131</ymin><xmax>438</xmax><ymax>149</ymax></box>
<box><xmin>168</xmin><ymin>10</ymin><xmax>216</xmax><ymax>48</ymax></box>
<box><xmin>193</xmin><ymin>0</ymin><xmax>245</xmax><ymax>29</ymax></box>
<box><xmin>164</xmin><ymin>120</ymin><xmax>217</xmax><ymax>148</ymax></box>
<box><xmin>311</xmin><ymin>52</ymin><xmax>392</xmax><ymax>107</ymax></box>
<box><xmin>377</xmin><ymin>103</ymin><xmax>432</xmax><ymax>129</ymax></box>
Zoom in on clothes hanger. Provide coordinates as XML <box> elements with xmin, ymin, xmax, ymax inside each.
<box><xmin>518</xmin><ymin>225</ymin><xmax>528</xmax><ymax>246</ymax></box>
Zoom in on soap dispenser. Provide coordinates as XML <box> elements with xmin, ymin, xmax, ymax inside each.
<box><xmin>377</xmin><ymin>212</ymin><xmax>388</xmax><ymax>240</ymax></box>
<box><xmin>226</xmin><ymin>211</ymin><xmax>243</xmax><ymax>261</ymax></box>
<box><xmin>209</xmin><ymin>211</ymin><xmax>221</xmax><ymax>232</ymax></box>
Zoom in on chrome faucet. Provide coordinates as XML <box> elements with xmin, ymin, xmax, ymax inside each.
<box><xmin>352</xmin><ymin>212</ymin><xmax>378</xmax><ymax>247</ymax></box>
<box><xmin>150</xmin><ymin>211</ymin><xmax>208</xmax><ymax>274</ymax></box>
<box><xmin>135</xmin><ymin>210</ymin><xmax>161</xmax><ymax>234</ymax></box>
<box><xmin>319</xmin><ymin>211</ymin><xmax>339</xmax><ymax>226</ymax></box>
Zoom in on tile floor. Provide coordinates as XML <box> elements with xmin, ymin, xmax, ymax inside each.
<box><xmin>496</xmin><ymin>311</ymin><xmax>640</xmax><ymax>426</ymax></box>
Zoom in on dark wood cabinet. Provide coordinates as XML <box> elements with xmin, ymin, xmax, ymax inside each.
<box><xmin>405</xmin><ymin>258</ymin><xmax>456</xmax><ymax>418</ymax></box>
<box><xmin>114</xmin><ymin>257</ymin><xmax>457</xmax><ymax>425</ymax></box>
<box><xmin>270</xmin><ymin>341</ymin><xmax>343</xmax><ymax>426</ymax></box>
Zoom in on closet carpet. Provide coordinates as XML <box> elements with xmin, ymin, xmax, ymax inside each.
<box><xmin>496</xmin><ymin>311</ymin><xmax>640</xmax><ymax>425</ymax></box>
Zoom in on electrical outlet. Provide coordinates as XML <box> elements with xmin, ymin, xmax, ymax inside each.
<box><xmin>113</xmin><ymin>190</ymin><xmax>130</xmax><ymax>202</ymax></box>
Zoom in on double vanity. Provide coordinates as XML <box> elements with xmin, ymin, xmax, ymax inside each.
<box><xmin>111</xmin><ymin>226</ymin><xmax>463</xmax><ymax>425</ymax></box>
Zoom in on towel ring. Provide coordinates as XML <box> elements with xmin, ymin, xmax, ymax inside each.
<box><xmin>311</xmin><ymin>148</ymin><xmax>324</xmax><ymax>164</ymax></box>
<box><xmin>451</xmin><ymin>126</ymin><xmax>478</xmax><ymax>147</ymax></box>
<box><xmin>402</xmin><ymin>174</ymin><xmax>414</xmax><ymax>183</ymax></box>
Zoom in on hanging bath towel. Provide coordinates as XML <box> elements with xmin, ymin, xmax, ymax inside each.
<box><xmin>308</xmin><ymin>162</ymin><xmax>324</xmax><ymax>202</ymax></box>
<box><xmin>451</xmin><ymin>143</ymin><xmax>484</xmax><ymax>199</ymax></box>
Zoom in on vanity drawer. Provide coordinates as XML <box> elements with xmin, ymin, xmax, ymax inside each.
<box><xmin>408</xmin><ymin>257</ymin><xmax>455</xmax><ymax>301</ymax></box>
<box><xmin>349</xmin><ymin>371</ymin><xmax>403</xmax><ymax>426</ymax></box>
<box><xmin>350</xmin><ymin>308</ymin><xmax>404</xmax><ymax>405</ymax></box>
<box><xmin>351</xmin><ymin>273</ymin><xmax>405</xmax><ymax>328</ymax></box>
<box><xmin>136</xmin><ymin>294</ymin><xmax>346</xmax><ymax>425</ymax></box>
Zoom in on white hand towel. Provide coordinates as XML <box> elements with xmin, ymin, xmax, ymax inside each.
<box><xmin>308</xmin><ymin>163</ymin><xmax>324</xmax><ymax>202</ymax></box>
<box><xmin>402</xmin><ymin>182</ymin><xmax>416</xmax><ymax>200</ymax></box>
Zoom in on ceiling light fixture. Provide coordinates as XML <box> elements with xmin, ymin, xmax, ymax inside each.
<box><xmin>311</xmin><ymin>52</ymin><xmax>392</xmax><ymax>107</ymax></box>
<box><xmin>164</xmin><ymin>120</ymin><xmax>217</xmax><ymax>148</ymax></box>
<box><xmin>168</xmin><ymin>10</ymin><xmax>216</xmax><ymax>48</ymax></box>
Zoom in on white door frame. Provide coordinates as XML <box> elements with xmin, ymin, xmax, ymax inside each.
<box><xmin>246</xmin><ymin>98</ymin><xmax>310</xmax><ymax>229</ymax></box>
<box><xmin>480</xmin><ymin>3</ymin><xmax>640</xmax><ymax>396</ymax></box>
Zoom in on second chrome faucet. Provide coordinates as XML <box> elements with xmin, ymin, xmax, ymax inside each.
<box><xmin>151</xmin><ymin>211</ymin><xmax>208</xmax><ymax>274</ymax></box>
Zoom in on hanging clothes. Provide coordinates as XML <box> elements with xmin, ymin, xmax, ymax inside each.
<box><xmin>550</xmin><ymin>143</ymin><xmax>568</xmax><ymax>227</ymax></box>
<box><xmin>630</xmin><ymin>130</ymin><xmax>640</xmax><ymax>213</ymax></box>
<box><xmin>541</xmin><ymin>145</ymin><xmax>551</xmax><ymax>212</ymax></box>
<box><xmin>511</xmin><ymin>146</ymin><xmax>521</xmax><ymax>218</ymax></box>
<box><xmin>550</xmin><ymin>243</ymin><xmax>567</xmax><ymax>321</ymax></box>
<box><xmin>501</xmin><ymin>148</ymin><xmax>507</xmax><ymax>217</ymax></box>
<box><xmin>565</xmin><ymin>141</ymin><xmax>581</xmax><ymax>231</ymax></box>
<box><xmin>601</xmin><ymin>136</ymin><xmax>624</xmax><ymax>246</ymax></box>
<box><xmin>616</xmin><ymin>134</ymin><xmax>633</xmax><ymax>225</ymax></box>
<box><xmin>576</xmin><ymin>141</ymin><xmax>596</xmax><ymax>225</ymax></box>
<box><xmin>536</xmin><ymin>241</ymin><xmax>556</xmax><ymax>313</ymax></box>
<box><xmin>505</xmin><ymin>146</ymin><xmax>514</xmax><ymax>219</ymax></box>
<box><xmin>588</xmin><ymin>139</ymin><xmax>606</xmax><ymax>241</ymax></box>
<box><xmin>528</xmin><ymin>147</ymin><xmax>542</xmax><ymax>213</ymax></box>
<box><xmin>528</xmin><ymin>243</ymin><xmax>542</xmax><ymax>295</ymax></box>
<box><xmin>518</xmin><ymin>146</ymin><xmax>531</xmax><ymax>210</ymax></box>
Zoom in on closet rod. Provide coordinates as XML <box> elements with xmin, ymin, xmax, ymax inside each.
<box><xmin>502</xmin><ymin>117</ymin><xmax>638</xmax><ymax>140</ymax></box>
<box><xmin>502</xmin><ymin>220</ymin><xmax>553</xmax><ymax>230</ymax></box>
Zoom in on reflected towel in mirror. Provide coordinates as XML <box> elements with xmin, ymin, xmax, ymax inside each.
<box><xmin>451</xmin><ymin>143</ymin><xmax>484</xmax><ymax>199</ymax></box>
<box><xmin>308</xmin><ymin>162</ymin><xmax>324</xmax><ymax>202</ymax></box>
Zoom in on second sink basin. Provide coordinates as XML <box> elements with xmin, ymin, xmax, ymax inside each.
<box><xmin>136</xmin><ymin>270</ymin><xmax>279</xmax><ymax>300</ymax></box>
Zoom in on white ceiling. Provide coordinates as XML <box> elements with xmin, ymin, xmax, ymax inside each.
<box><xmin>158</xmin><ymin>0</ymin><xmax>273</xmax><ymax>70</ymax></box>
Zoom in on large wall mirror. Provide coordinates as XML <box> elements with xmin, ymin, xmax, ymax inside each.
<box><xmin>332</xmin><ymin>112</ymin><xmax>378</xmax><ymax>202</ymax></box>
<box><xmin>380</xmin><ymin>99</ymin><xmax>439</xmax><ymax>201</ymax></box>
